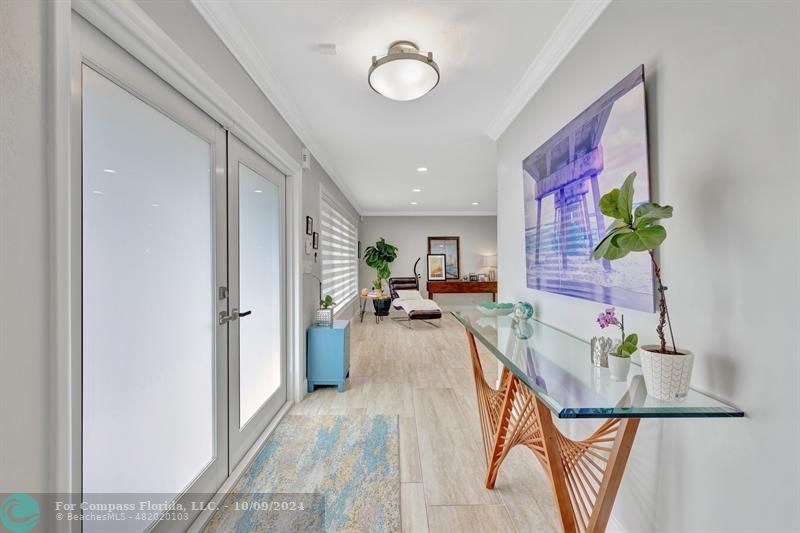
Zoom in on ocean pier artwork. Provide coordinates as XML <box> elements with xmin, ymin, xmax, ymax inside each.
<box><xmin>522</xmin><ymin>66</ymin><xmax>655</xmax><ymax>312</ymax></box>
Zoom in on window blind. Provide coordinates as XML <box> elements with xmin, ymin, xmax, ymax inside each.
<box><xmin>320</xmin><ymin>194</ymin><xmax>358</xmax><ymax>314</ymax></box>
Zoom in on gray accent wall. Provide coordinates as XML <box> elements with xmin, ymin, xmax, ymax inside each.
<box><xmin>495</xmin><ymin>1</ymin><xmax>799</xmax><ymax>531</ymax></box>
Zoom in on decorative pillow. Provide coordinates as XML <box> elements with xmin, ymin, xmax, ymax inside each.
<box><xmin>396</xmin><ymin>289</ymin><xmax>423</xmax><ymax>301</ymax></box>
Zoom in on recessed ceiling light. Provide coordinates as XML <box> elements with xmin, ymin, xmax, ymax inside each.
<box><xmin>254</xmin><ymin>189</ymin><xmax>263</xmax><ymax>194</ymax></box>
<box><xmin>103</xmin><ymin>169</ymin><xmax>116</xmax><ymax>174</ymax></box>
<box><xmin>410</xmin><ymin>201</ymin><xmax>418</xmax><ymax>206</ymax></box>
<box><xmin>471</xmin><ymin>202</ymin><xmax>480</xmax><ymax>206</ymax></box>
<box><xmin>412</xmin><ymin>188</ymin><xmax>422</xmax><ymax>193</ymax></box>
<box><xmin>368</xmin><ymin>41</ymin><xmax>440</xmax><ymax>101</ymax></box>
<box><xmin>417</xmin><ymin>167</ymin><xmax>428</xmax><ymax>172</ymax></box>
<box><xmin>92</xmin><ymin>190</ymin><xmax>103</xmax><ymax>195</ymax></box>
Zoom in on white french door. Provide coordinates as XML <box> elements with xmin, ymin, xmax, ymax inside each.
<box><xmin>226</xmin><ymin>135</ymin><xmax>287</xmax><ymax>468</ymax></box>
<box><xmin>77</xmin><ymin>13</ymin><xmax>287</xmax><ymax>532</ymax></box>
<box><xmin>80</xmin><ymin>58</ymin><xmax>229</xmax><ymax>531</ymax></box>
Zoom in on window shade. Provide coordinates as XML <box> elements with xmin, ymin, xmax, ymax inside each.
<box><xmin>320</xmin><ymin>194</ymin><xmax>358</xmax><ymax>314</ymax></box>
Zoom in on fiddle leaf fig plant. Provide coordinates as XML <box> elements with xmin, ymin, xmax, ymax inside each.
<box><xmin>591</xmin><ymin>171</ymin><xmax>678</xmax><ymax>354</ymax></box>
<box><xmin>363</xmin><ymin>237</ymin><xmax>398</xmax><ymax>292</ymax></box>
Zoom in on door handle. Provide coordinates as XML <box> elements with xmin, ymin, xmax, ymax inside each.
<box><xmin>218</xmin><ymin>308</ymin><xmax>252</xmax><ymax>325</ymax></box>
<box><xmin>219</xmin><ymin>309</ymin><xmax>235</xmax><ymax>325</ymax></box>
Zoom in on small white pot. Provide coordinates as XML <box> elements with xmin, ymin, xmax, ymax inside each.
<box><xmin>639</xmin><ymin>345</ymin><xmax>695</xmax><ymax>400</ymax></box>
<box><xmin>607</xmin><ymin>354</ymin><xmax>631</xmax><ymax>382</ymax></box>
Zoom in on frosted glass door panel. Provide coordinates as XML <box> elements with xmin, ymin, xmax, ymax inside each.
<box><xmin>82</xmin><ymin>67</ymin><xmax>214</xmax><ymax>495</ymax></box>
<box><xmin>238</xmin><ymin>164</ymin><xmax>282</xmax><ymax>427</ymax></box>
<box><xmin>227</xmin><ymin>136</ymin><xmax>285</xmax><ymax>468</ymax></box>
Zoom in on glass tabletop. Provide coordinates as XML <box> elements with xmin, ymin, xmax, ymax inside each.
<box><xmin>452</xmin><ymin>309</ymin><xmax>744</xmax><ymax>419</ymax></box>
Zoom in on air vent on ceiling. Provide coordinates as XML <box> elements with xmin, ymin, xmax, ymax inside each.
<box><xmin>315</xmin><ymin>43</ymin><xmax>337</xmax><ymax>55</ymax></box>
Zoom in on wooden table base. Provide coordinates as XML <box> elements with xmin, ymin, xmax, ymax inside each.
<box><xmin>465</xmin><ymin>329</ymin><xmax>639</xmax><ymax>533</ymax></box>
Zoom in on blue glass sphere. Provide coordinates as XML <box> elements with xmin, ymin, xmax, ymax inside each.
<box><xmin>514</xmin><ymin>301</ymin><xmax>533</xmax><ymax>320</ymax></box>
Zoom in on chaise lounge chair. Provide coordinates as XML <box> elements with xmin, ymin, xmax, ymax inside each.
<box><xmin>388</xmin><ymin>277</ymin><xmax>443</xmax><ymax>327</ymax></box>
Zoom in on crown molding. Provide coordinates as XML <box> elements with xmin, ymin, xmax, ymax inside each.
<box><xmin>360</xmin><ymin>211</ymin><xmax>497</xmax><ymax>217</ymax></box>
<box><xmin>484</xmin><ymin>0</ymin><xmax>612</xmax><ymax>141</ymax></box>
<box><xmin>190</xmin><ymin>0</ymin><xmax>361</xmax><ymax>214</ymax></box>
<box><xmin>73</xmin><ymin>0</ymin><xmax>302</xmax><ymax>178</ymax></box>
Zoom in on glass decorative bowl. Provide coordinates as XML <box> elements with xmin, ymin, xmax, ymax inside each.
<box><xmin>477</xmin><ymin>302</ymin><xmax>515</xmax><ymax>316</ymax></box>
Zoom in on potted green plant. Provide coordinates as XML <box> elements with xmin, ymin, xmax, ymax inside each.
<box><xmin>591</xmin><ymin>172</ymin><xmax>693</xmax><ymax>399</ymax></box>
<box><xmin>315</xmin><ymin>294</ymin><xmax>336</xmax><ymax>327</ymax></box>
<box><xmin>596</xmin><ymin>308</ymin><xmax>637</xmax><ymax>381</ymax></box>
<box><xmin>363</xmin><ymin>237</ymin><xmax>398</xmax><ymax>317</ymax></box>
<box><xmin>363</xmin><ymin>237</ymin><xmax>398</xmax><ymax>296</ymax></box>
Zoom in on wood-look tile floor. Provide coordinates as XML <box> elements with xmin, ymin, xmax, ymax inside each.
<box><xmin>291</xmin><ymin>313</ymin><xmax>561</xmax><ymax>533</ymax></box>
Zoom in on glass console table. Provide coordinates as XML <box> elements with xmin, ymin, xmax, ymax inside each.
<box><xmin>452</xmin><ymin>309</ymin><xmax>742</xmax><ymax>533</ymax></box>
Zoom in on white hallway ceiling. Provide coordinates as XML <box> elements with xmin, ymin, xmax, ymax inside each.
<box><xmin>194</xmin><ymin>0</ymin><xmax>607</xmax><ymax>215</ymax></box>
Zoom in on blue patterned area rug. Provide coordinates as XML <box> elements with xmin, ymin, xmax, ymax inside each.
<box><xmin>204</xmin><ymin>415</ymin><xmax>400</xmax><ymax>533</ymax></box>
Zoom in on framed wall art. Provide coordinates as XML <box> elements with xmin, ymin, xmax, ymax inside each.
<box><xmin>522</xmin><ymin>66</ymin><xmax>654</xmax><ymax>312</ymax></box>
<box><xmin>427</xmin><ymin>254</ymin><xmax>446</xmax><ymax>281</ymax></box>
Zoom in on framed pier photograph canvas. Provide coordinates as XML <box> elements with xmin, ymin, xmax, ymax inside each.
<box><xmin>522</xmin><ymin>66</ymin><xmax>655</xmax><ymax>312</ymax></box>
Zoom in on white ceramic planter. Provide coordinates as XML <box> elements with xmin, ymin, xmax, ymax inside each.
<box><xmin>607</xmin><ymin>354</ymin><xmax>631</xmax><ymax>381</ymax></box>
<box><xmin>639</xmin><ymin>345</ymin><xmax>695</xmax><ymax>400</ymax></box>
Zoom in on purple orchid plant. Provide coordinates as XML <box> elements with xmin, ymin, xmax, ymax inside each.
<box><xmin>596</xmin><ymin>307</ymin><xmax>638</xmax><ymax>358</ymax></box>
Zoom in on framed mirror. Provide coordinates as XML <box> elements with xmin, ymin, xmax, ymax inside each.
<box><xmin>427</xmin><ymin>236</ymin><xmax>460</xmax><ymax>280</ymax></box>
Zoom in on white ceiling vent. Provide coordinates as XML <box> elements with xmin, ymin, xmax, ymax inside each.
<box><xmin>315</xmin><ymin>43</ymin><xmax>337</xmax><ymax>55</ymax></box>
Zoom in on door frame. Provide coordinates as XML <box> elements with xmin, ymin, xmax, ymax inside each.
<box><xmin>55</xmin><ymin>1</ymin><xmax>308</xmax><ymax>521</ymax></box>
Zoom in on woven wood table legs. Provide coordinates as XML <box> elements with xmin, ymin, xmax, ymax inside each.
<box><xmin>465</xmin><ymin>329</ymin><xmax>639</xmax><ymax>533</ymax></box>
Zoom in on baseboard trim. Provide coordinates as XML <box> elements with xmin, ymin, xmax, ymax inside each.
<box><xmin>187</xmin><ymin>400</ymin><xmax>294</xmax><ymax>533</ymax></box>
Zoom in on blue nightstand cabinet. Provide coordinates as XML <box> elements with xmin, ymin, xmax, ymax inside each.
<box><xmin>307</xmin><ymin>320</ymin><xmax>350</xmax><ymax>392</ymax></box>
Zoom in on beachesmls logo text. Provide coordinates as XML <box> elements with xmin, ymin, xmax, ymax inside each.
<box><xmin>0</xmin><ymin>493</ymin><xmax>40</xmax><ymax>533</ymax></box>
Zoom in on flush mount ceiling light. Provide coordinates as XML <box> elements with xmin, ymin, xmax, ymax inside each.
<box><xmin>368</xmin><ymin>41</ymin><xmax>440</xmax><ymax>101</ymax></box>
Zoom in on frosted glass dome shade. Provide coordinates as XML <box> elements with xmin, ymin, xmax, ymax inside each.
<box><xmin>368</xmin><ymin>41</ymin><xmax>440</xmax><ymax>101</ymax></box>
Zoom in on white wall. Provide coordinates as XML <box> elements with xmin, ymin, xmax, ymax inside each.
<box><xmin>0</xmin><ymin>0</ymin><xmax>51</xmax><ymax>493</ymax></box>
<box><xmin>496</xmin><ymin>1</ymin><xmax>799</xmax><ymax>531</ymax></box>
<box><xmin>359</xmin><ymin>216</ymin><xmax>497</xmax><ymax>308</ymax></box>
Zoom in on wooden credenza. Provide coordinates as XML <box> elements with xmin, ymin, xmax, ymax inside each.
<box><xmin>427</xmin><ymin>280</ymin><xmax>497</xmax><ymax>301</ymax></box>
